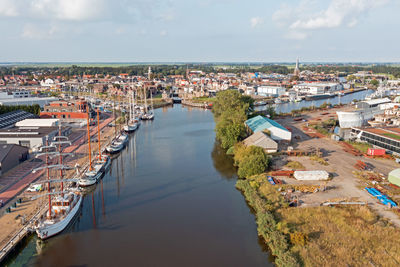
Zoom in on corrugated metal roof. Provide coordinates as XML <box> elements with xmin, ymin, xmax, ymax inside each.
<box><xmin>245</xmin><ymin>115</ymin><xmax>289</xmax><ymax>133</ymax></box>
<box><xmin>0</xmin><ymin>110</ymin><xmax>37</xmax><ymax>129</ymax></box>
<box><xmin>243</xmin><ymin>131</ymin><xmax>277</xmax><ymax>149</ymax></box>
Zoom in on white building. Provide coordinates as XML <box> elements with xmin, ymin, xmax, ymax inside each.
<box><xmin>40</xmin><ymin>78</ymin><xmax>55</xmax><ymax>87</ymax></box>
<box><xmin>257</xmin><ymin>86</ymin><xmax>286</xmax><ymax>97</ymax></box>
<box><xmin>293</xmin><ymin>83</ymin><xmax>343</xmax><ymax>95</ymax></box>
<box><xmin>0</xmin><ymin>97</ymin><xmax>57</xmax><ymax>108</ymax></box>
<box><xmin>15</xmin><ymin>119</ymin><xmax>60</xmax><ymax>127</ymax></box>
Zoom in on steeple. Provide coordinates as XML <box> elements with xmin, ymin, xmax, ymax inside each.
<box><xmin>148</xmin><ymin>66</ymin><xmax>152</xmax><ymax>80</ymax></box>
<box><xmin>294</xmin><ymin>57</ymin><xmax>300</xmax><ymax>76</ymax></box>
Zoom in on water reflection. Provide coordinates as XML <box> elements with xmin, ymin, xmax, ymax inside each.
<box><xmin>9</xmin><ymin>105</ymin><xmax>272</xmax><ymax>267</ymax></box>
<box><xmin>211</xmin><ymin>141</ymin><xmax>237</xmax><ymax>180</ymax></box>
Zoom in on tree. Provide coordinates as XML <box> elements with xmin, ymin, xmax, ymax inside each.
<box><xmin>233</xmin><ymin>145</ymin><xmax>270</xmax><ymax>178</ymax></box>
<box><xmin>213</xmin><ymin>90</ymin><xmax>249</xmax><ymax>149</ymax></box>
<box><xmin>265</xmin><ymin>105</ymin><xmax>276</xmax><ymax>119</ymax></box>
<box><xmin>370</xmin><ymin>79</ymin><xmax>379</xmax><ymax>87</ymax></box>
<box><xmin>212</xmin><ymin>90</ymin><xmax>249</xmax><ymax>119</ymax></box>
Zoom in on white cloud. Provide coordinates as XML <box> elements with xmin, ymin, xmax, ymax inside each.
<box><xmin>273</xmin><ymin>0</ymin><xmax>390</xmax><ymax>39</ymax></box>
<box><xmin>21</xmin><ymin>23</ymin><xmax>59</xmax><ymax>39</ymax></box>
<box><xmin>0</xmin><ymin>0</ymin><xmax>19</xmax><ymax>16</ymax></box>
<box><xmin>250</xmin><ymin>17</ymin><xmax>263</xmax><ymax>28</ymax></box>
<box><xmin>160</xmin><ymin>30</ymin><xmax>168</xmax><ymax>36</ymax></box>
<box><xmin>31</xmin><ymin>0</ymin><xmax>105</xmax><ymax>21</ymax></box>
<box><xmin>285</xmin><ymin>31</ymin><xmax>308</xmax><ymax>40</ymax></box>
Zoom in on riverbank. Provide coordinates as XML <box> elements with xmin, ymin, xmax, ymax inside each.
<box><xmin>236</xmin><ymin>174</ymin><xmax>400</xmax><ymax>266</ymax></box>
<box><xmin>0</xmin><ymin>114</ymin><xmax>117</xmax><ymax>264</ymax></box>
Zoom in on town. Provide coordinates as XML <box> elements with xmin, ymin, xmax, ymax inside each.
<box><xmin>1</xmin><ymin>62</ymin><xmax>400</xmax><ymax>266</ymax></box>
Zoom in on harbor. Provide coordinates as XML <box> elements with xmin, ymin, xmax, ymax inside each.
<box><xmin>4</xmin><ymin>105</ymin><xmax>272</xmax><ymax>266</ymax></box>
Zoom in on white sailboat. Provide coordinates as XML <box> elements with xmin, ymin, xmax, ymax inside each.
<box><xmin>142</xmin><ymin>86</ymin><xmax>155</xmax><ymax>120</ymax></box>
<box><xmin>79</xmin><ymin>108</ymin><xmax>103</xmax><ymax>187</ymax></box>
<box><xmin>123</xmin><ymin>89</ymin><xmax>138</xmax><ymax>132</ymax></box>
<box><xmin>94</xmin><ymin>108</ymin><xmax>111</xmax><ymax>171</ymax></box>
<box><xmin>34</xmin><ymin>133</ymin><xmax>82</xmax><ymax>240</ymax></box>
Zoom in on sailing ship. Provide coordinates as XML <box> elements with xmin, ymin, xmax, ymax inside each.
<box><xmin>106</xmin><ymin>97</ymin><xmax>129</xmax><ymax>154</ymax></box>
<box><xmin>123</xmin><ymin>90</ymin><xmax>138</xmax><ymax>132</ymax></box>
<box><xmin>79</xmin><ymin>108</ymin><xmax>104</xmax><ymax>187</ymax></box>
<box><xmin>142</xmin><ymin>86</ymin><xmax>154</xmax><ymax>120</ymax></box>
<box><xmin>33</xmin><ymin>129</ymin><xmax>82</xmax><ymax>240</ymax></box>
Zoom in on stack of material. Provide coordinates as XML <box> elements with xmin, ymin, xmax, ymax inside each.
<box><xmin>294</xmin><ymin>170</ymin><xmax>329</xmax><ymax>181</ymax></box>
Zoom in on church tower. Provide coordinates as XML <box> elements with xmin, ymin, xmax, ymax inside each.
<box><xmin>294</xmin><ymin>57</ymin><xmax>300</xmax><ymax>76</ymax></box>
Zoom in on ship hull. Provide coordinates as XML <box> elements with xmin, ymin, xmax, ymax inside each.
<box><xmin>36</xmin><ymin>194</ymin><xmax>82</xmax><ymax>240</ymax></box>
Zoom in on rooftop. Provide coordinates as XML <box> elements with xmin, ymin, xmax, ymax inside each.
<box><xmin>0</xmin><ymin>126</ymin><xmax>57</xmax><ymax>138</ymax></box>
<box><xmin>0</xmin><ymin>110</ymin><xmax>37</xmax><ymax>129</ymax></box>
<box><xmin>245</xmin><ymin>115</ymin><xmax>289</xmax><ymax>133</ymax></box>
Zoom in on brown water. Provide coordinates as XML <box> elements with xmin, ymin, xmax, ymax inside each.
<box><xmin>10</xmin><ymin>105</ymin><xmax>272</xmax><ymax>267</ymax></box>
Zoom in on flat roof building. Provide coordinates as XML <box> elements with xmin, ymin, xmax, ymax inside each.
<box><xmin>351</xmin><ymin>127</ymin><xmax>400</xmax><ymax>155</ymax></box>
<box><xmin>0</xmin><ymin>110</ymin><xmax>37</xmax><ymax>129</ymax></box>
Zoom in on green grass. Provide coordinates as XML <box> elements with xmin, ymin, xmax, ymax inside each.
<box><xmin>237</xmin><ymin>173</ymin><xmax>400</xmax><ymax>267</ymax></box>
<box><xmin>191</xmin><ymin>97</ymin><xmax>216</xmax><ymax>103</ymax></box>
<box><xmin>382</xmin><ymin>133</ymin><xmax>400</xmax><ymax>141</ymax></box>
<box><xmin>285</xmin><ymin>161</ymin><xmax>305</xmax><ymax>170</ymax></box>
<box><xmin>346</xmin><ymin>141</ymin><xmax>372</xmax><ymax>153</ymax></box>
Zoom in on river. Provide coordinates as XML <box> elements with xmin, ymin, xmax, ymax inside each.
<box><xmin>257</xmin><ymin>89</ymin><xmax>374</xmax><ymax>114</ymax></box>
<box><xmin>7</xmin><ymin>105</ymin><xmax>272</xmax><ymax>267</ymax></box>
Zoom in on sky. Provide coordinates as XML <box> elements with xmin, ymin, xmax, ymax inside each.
<box><xmin>0</xmin><ymin>0</ymin><xmax>399</xmax><ymax>62</ymax></box>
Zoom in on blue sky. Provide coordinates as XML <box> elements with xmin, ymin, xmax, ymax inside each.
<box><xmin>0</xmin><ymin>0</ymin><xmax>398</xmax><ymax>62</ymax></box>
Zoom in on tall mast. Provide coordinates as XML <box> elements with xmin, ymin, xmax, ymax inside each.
<box><xmin>144</xmin><ymin>86</ymin><xmax>148</xmax><ymax>113</ymax></box>
<box><xmin>97</xmin><ymin>108</ymin><xmax>102</xmax><ymax>159</ymax></box>
<box><xmin>46</xmin><ymin>136</ymin><xmax>52</xmax><ymax>218</ymax></box>
<box><xmin>58</xmin><ymin>125</ymin><xmax>64</xmax><ymax>196</ymax></box>
<box><xmin>87</xmin><ymin>104</ymin><xmax>93</xmax><ymax>171</ymax></box>
<box><xmin>113</xmin><ymin>98</ymin><xmax>117</xmax><ymax>137</ymax></box>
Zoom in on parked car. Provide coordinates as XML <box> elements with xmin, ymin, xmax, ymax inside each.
<box><xmin>26</xmin><ymin>184</ymin><xmax>43</xmax><ymax>192</ymax></box>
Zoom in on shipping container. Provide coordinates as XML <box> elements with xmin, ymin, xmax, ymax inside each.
<box><xmin>367</xmin><ymin>148</ymin><xmax>385</xmax><ymax>156</ymax></box>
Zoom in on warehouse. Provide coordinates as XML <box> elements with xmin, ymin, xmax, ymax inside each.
<box><xmin>245</xmin><ymin>115</ymin><xmax>291</xmax><ymax>141</ymax></box>
<box><xmin>351</xmin><ymin>127</ymin><xmax>400</xmax><ymax>155</ymax></box>
<box><xmin>388</xmin><ymin>169</ymin><xmax>400</xmax><ymax>187</ymax></box>
<box><xmin>0</xmin><ymin>110</ymin><xmax>37</xmax><ymax>129</ymax></box>
<box><xmin>243</xmin><ymin>131</ymin><xmax>278</xmax><ymax>153</ymax></box>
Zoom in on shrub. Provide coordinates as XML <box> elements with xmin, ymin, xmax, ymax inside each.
<box><xmin>290</xmin><ymin>232</ymin><xmax>308</xmax><ymax>246</ymax></box>
<box><xmin>234</xmin><ymin>146</ymin><xmax>270</xmax><ymax>178</ymax></box>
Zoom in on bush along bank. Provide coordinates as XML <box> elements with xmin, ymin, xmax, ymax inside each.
<box><xmin>236</xmin><ymin>175</ymin><xmax>300</xmax><ymax>267</ymax></box>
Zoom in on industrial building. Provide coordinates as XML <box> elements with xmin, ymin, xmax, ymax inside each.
<box><xmin>0</xmin><ymin>110</ymin><xmax>37</xmax><ymax>129</ymax></box>
<box><xmin>0</xmin><ymin>97</ymin><xmax>57</xmax><ymax>108</ymax></box>
<box><xmin>0</xmin><ymin>126</ymin><xmax>70</xmax><ymax>150</ymax></box>
<box><xmin>293</xmin><ymin>82</ymin><xmax>343</xmax><ymax>95</ymax></box>
<box><xmin>0</xmin><ymin>144</ymin><xmax>29</xmax><ymax>176</ymax></box>
<box><xmin>245</xmin><ymin>115</ymin><xmax>291</xmax><ymax>141</ymax></box>
<box><xmin>351</xmin><ymin>127</ymin><xmax>400</xmax><ymax>155</ymax></box>
<box><xmin>243</xmin><ymin>131</ymin><xmax>278</xmax><ymax>153</ymax></box>
<box><xmin>40</xmin><ymin>100</ymin><xmax>89</xmax><ymax>120</ymax></box>
<box><xmin>15</xmin><ymin>118</ymin><xmax>60</xmax><ymax>127</ymax></box>
<box><xmin>256</xmin><ymin>86</ymin><xmax>286</xmax><ymax>97</ymax></box>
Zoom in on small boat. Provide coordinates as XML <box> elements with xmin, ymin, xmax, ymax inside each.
<box><xmin>123</xmin><ymin>122</ymin><xmax>138</xmax><ymax>132</ymax></box>
<box><xmin>254</xmin><ymin>100</ymin><xmax>267</xmax><ymax>106</ymax></box>
<box><xmin>274</xmin><ymin>98</ymin><xmax>282</xmax><ymax>104</ymax></box>
<box><xmin>78</xmin><ymin>164</ymin><xmax>103</xmax><ymax>187</ymax></box>
<box><xmin>96</xmin><ymin>154</ymin><xmax>111</xmax><ymax>171</ymax></box>
<box><xmin>142</xmin><ymin>111</ymin><xmax>154</xmax><ymax>120</ymax></box>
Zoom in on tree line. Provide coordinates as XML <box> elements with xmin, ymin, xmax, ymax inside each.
<box><xmin>212</xmin><ymin>90</ymin><xmax>270</xmax><ymax>178</ymax></box>
<box><xmin>0</xmin><ymin>104</ymin><xmax>41</xmax><ymax>116</ymax></box>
